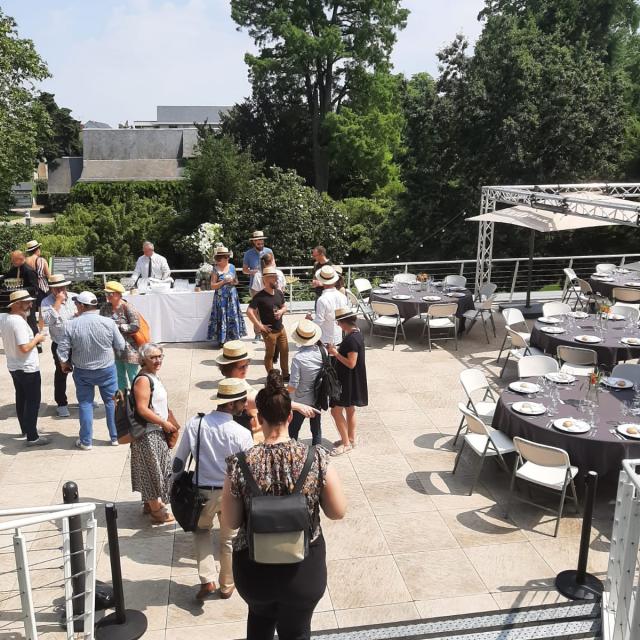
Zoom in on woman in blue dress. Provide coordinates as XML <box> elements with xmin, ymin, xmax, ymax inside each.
<box><xmin>207</xmin><ymin>246</ymin><xmax>247</xmax><ymax>346</ymax></box>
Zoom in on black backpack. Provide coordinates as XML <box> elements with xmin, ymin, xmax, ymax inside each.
<box><xmin>114</xmin><ymin>373</ymin><xmax>154</xmax><ymax>444</ymax></box>
<box><xmin>236</xmin><ymin>445</ymin><xmax>315</xmax><ymax>564</ymax></box>
<box><xmin>313</xmin><ymin>343</ymin><xmax>342</xmax><ymax>410</ymax></box>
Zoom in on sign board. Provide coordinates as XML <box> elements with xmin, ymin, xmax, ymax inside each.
<box><xmin>51</xmin><ymin>256</ymin><xmax>94</xmax><ymax>282</ymax></box>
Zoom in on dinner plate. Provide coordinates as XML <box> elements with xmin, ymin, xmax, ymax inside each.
<box><xmin>592</xmin><ymin>275</ymin><xmax>614</xmax><ymax>281</ymax></box>
<box><xmin>450</xmin><ymin>286</ymin><xmax>466</xmax><ymax>291</ymax></box>
<box><xmin>372</xmin><ymin>289</ymin><xmax>390</xmax><ymax>294</ymax></box>
<box><xmin>379</xmin><ymin>283</ymin><xmax>395</xmax><ymax>288</ymax></box>
<box><xmin>601</xmin><ymin>376</ymin><xmax>633</xmax><ymax>389</ymax></box>
<box><xmin>546</xmin><ymin>372</ymin><xmax>576</xmax><ymax>384</ymax></box>
<box><xmin>538</xmin><ymin>316</ymin><xmax>561</xmax><ymax>324</ymax></box>
<box><xmin>607</xmin><ymin>313</ymin><xmax>625</xmax><ymax>321</ymax></box>
<box><xmin>575</xmin><ymin>335</ymin><xmax>602</xmax><ymax>344</ymax></box>
<box><xmin>621</xmin><ymin>337</ymin><xmax>640</xmax><ymax>346</ymax></box>
<box><xmin>448</xmin><ymin>292</ymin><xmax>466</xmax><ymax>298</ymax></box>
<box><xmin>422</xmin><ymin>295</ymin><xmax>441</xmax><ymax>301</ymax></box>
<box><xmin>392</xmin><ymin>294</ymin><xmax>411</xmax><ymax>300</ymax></box>
<box><xmin>553</xmin><ymin>418</ymin><xmax>590</xmax><ymax>434</ymax></box>
<box><xmin>617</xmin><ymin>424</ymin><xmax>640</xmax><ymax>439</ymax></box>
<box><xmin>567</xmin><ymin>311</ymin><xmax>589</xmax><ymax>319</ymax></box>
<box><xmin>512</xmin><ymin>401</ymin><xmax>546</xmax><ymax>416</ymax></box>
<box><xmin>540</xmin><ymin>326</ymin><xmax>566</xmax><ymax>334</ymax></box>
<box><xmin>625</xmin><ymin>281</ymin><xmax>640</xmax><ymax>287</ymax></box>
<box><xmin>509</xmin><ymin>381</ymin><xmax>540</xmax><ymax>394</ymax></box>
<box><xmin>616</xmin><ymin>269</ymin><xmax>631</xmax><ymax>274</ymax></box>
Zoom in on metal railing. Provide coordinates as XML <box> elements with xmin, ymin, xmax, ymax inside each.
<box><xmin>602</xmin><ymin>460</ymin><xmax>640</xmax><ymax>640</ymax></box>
<box><xmin>0</xmin><ymin>502</ymin><xmax>97</xmax><ymax>639</ymax></box>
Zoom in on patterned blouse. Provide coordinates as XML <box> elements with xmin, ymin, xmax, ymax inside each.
<box><xmin>226</xmin><ymin>440</ymin><xmax>329</xmax><ymax>552</ymax></box>
<box><xmin>100</xmin><ymin>301</ymin><xmax>140</xmax><ymax>364</ymax></box>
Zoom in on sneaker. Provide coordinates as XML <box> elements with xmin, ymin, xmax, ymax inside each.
<box><xmin>110</xmin><ymin>439</ymin><xmax>119</xmax><ymax>446</ymax></box>
<box><xmin>75</xmin><ymin>438</ymin><xmax>92</xmax><ymax>451</ymax></box>
<box><xmin>56</xmin><ymin>405</ymin><xmax>70</xmax><ymax>418</ymax></box>
<box><xmin>26</xmin><ymin>436</ymin><xmax>51</xmax><ymax>447</ymax></box>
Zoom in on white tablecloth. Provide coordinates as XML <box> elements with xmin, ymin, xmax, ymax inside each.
<box><xmin>125</xmin><ymin>291</ymin><xmax>215</xmax><ymax>343</ymax></box>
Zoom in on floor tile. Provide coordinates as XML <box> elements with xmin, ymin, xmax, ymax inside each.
<box><xmin>439</xmin><ymin>507</ymin><xmax>527</xmax><ymax>547</ymax></box>
<box><xmin>336</xmin><ymin>602</ymin><xmax>420</xmax><ymax>628</ymax></box>
<box><xmin>363</xmin><ymin>479</ymin><xmax>436</xmax><ymax>515</ymax></box>
<box><xmin>415</xmin><ymin>594</ymin><xmax>499</xmax><ymax>618</ymax></box>
<box><xmin>350</xmin><ymin>454</ymin><xmax>413</xmax><ymax>485</ymax></box>
<box><xmin>377</xmin><ymin>511</ymin><xmax>458</xmax><ymax>554</ymax></box>
<box><xmin>323</xmin><ymin>516</ymin><xmax>390</xmax><ymax>560</ymax></box>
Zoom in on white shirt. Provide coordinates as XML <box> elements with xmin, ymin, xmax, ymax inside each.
<box><xmin>132</xmin><ymin>252</ymin><xmax>171</xmax><ymax>281</ymax></box>
<box><xmin>40</xmin><ymin>292</ymin><xmax>77</xmax><ymax>344</ymax></box>
<box><xmin>251</xmin><ymin>268</ymin><xmax>287</xmax><ymax>293</ymax></box>
<box><xmin>146</xmin><ymin>373</ymin><xmax>168</xmax><ymax>421</ymax></box>
<box><xmin>1</xmin><ymin>314</ymin><xmax>39</xmax><ymax>373</ymax></box>
<box><xmin>173</xmin><ymin>410</ymin><xmax>254</xmax><ymax>487</ymax></box>
<box><xmin>315</xmin><ymin>288</ymin><xmax>348</xmax><ymax>345</ymax></box>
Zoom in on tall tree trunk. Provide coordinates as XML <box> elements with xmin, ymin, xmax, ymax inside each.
<box><xmin>310</xmin><ymin>96</ymin><xmax>329</xmax><ymax>192</ymax></box>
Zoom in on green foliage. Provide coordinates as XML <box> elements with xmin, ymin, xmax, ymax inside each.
<box><xmin>35</xmin><ymin>92</ymin><xmax>82</xmax><ymax>166</ymax></box>
<box><xmin>338</xmin><ymin>197</ymin><xmax>394</xmax><ymax>262</ymax></box>
<box><xmin>69</xmin><ymin>180</ymin><xmax>185</xmax><ymax>209</ymax></box>
<box><xmin>0</xmin><ymin>222</ymin><xmax>31</xmax><ymax>270</ymax></box>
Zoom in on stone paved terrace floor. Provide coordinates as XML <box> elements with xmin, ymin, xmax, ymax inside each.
<box><xmin>0</xmin><ymin>312</ymin><xmax>617</xmax><ymax>639</ymax></box>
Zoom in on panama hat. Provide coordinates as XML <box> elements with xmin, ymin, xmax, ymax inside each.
<box><xmin>48</xmin><ymin>273</ymin><xmax>71</xmax><ymax>288</ymax></box>
<box><xmin>249</xmin><ymin>230</ymin><xmax>267</xmax><ymax>241</ymax></box>
<box><xmin>213</xmin><ymin>245</ymin><xmax>231</xmax><ymax>257</ymax></box>
<box><xmin>104</xmin><ymin>280</ymin><xmax>125</xmax><ymax>294</ymax></box>
<box><xmin>25</xmin><ymin>240</ymin><xmax>41</xmax><ymax>252</ymax></box>
<box><xmin>8</xmin><ymin>290</ymin><xmax>35</xmax><ymax>306</ymax></box>
<box><xmin>316</xmin><ymin>265</ymin><xmax>339</xmax><ymax>285</ymax></box>
<box><xmin>215</xmin><ymin>340</ymin><xmax>254</xmax><ymax>365</ymax></box>
<box><xmin>335</xmin><ymin>307</ymin><xmax>357</xmax><ymax>322</ymax></box>
<box><xmin>291</xmin><ymin>319</ymin><xmax>322</xmax><ymax>346</ymax></box>
<box><xmin>211</xmin><ymin>377</ymin><xmax>253</xmax><ymax>405</ymax></box>
<box><xmin>75</xmin><ymin>291</ymin><xmax>98</xmax><ymax>306</ymax></box>
<box><xmin>262</xmin><ymin>266</ymin><xmax>278</xmax><ymax>277</ymax></box>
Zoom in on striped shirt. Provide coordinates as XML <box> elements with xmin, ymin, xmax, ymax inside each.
<box><xmin>41</xmin><ymin>292</ymin><xmax>77</xmax><ymax>344</ymax></box>
<box><xmin>56</xmin><ymin>310</ymin><xmax>125</xmax><ymax>370</ymax></box>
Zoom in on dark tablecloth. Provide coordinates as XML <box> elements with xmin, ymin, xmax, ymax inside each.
<box><xmin>369</xmin><ymin>283</ymin><xmax>474</xmax><ymax>320</ymax></box>
<box><xmin>589</xmin><ymin>272</ymin><xmax>640</xmax><ymax>299</ymax></box>
<box><xmin>530</xmin><ymin>318</ymin><xmax>640</xmax><ymax>369</ymax></box>
<box><xmin>493</xmin><ymin>383</ymin><xmax>640</xmax><ymax>478</ymax></box>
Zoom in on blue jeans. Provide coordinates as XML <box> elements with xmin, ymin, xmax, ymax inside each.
<box><xmin>73</xmin><ymin>365</ymin><xmax>118</xmax><ymax>445</ymax></box>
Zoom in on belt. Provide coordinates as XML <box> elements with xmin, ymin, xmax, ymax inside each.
<box><xmin>198</xmin><ymin>485</ymin><xmax>223</xmax><ymax>491</ymax></box>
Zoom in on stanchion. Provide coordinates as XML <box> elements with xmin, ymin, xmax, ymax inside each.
<box><xmin>95</xmin><ymin>503</ymin><xmax>147</xmax><ymax>640</ymax></box>
<box><xmin>62</xmin><ymin>481</ymin><xmax>87</xmax><ymax>631</ymax></box>
<box><xmin>555</xmin><ymin>471</ymin><xmax>604</xmax><ymax>601</ymax></box>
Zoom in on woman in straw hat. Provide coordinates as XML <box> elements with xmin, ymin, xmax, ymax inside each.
<box><xmin>24</xmin><ymin>240</ymin><xmax>50</xmax><ymax>310</ymax></box>
<box><xmin>328</xmin><ymin>308</ymin><xmax>368</xmax><ymax>455</ymax></box>
<box><xmin>207</xmin><ymin>246</ymin><xmax>246</xmax><ymax>347</ymax></box>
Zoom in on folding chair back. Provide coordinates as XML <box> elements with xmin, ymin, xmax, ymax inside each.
<box><xmin>346</xmin><ymin>289</ymin><xmax>359</xmax><ymax>308</ymax></box>
<box><xmin>513</xmin><ymin>437</ymin><xmax>570</xmax><ymax>469</ymax></box>
<box><xmin>577</xmin><ymin>279</ymin><xmax>594</xmax><ymax>295</ymax></box>
<box><xmin>596</xmin><ymin>263</ymin><xmax>616</xmax><ymax>274</ymax></box>
<box><xmin>508</xmin><ymin>327</ymin><xmax>528</xmax><ymax>349</ymax></box>
<box><xmin>556</xmin><ymin>346</ymin><xmax>597</xmax><ymax>366</ymax></box>
<box><xmin>611</xmin><ymin>364</ymin><xmax>640</xmax><ymax>385</ymax></box>
<box><xmin>613</xmin><ymin>287</ymin><xmax>640</xmax><ymax>303</ymax></box>
<box><xmin>503</xmin><ymin>307</ymin><xmax>528</xmax><ymax>330</ymax></box>
<box><xmin>517</xmin><ymin>355</ymin><xmax>559</xmax><ymax>378</ymax></box>
<box><xmin>458</xmin><ymin>404</ymin><xmax>490</xmax><ymax>436</ymax></box>
<box><xmin>428</xmin><ymin>302</ymin><xmax>458</xmax><ymax>318</ymax></box>
<box><xmin>478</xmin><ymin>282</ymin><xmax>497</xmax><ymax>300</ymax></box>
<box><xmin>443</xmin><ymin>275</ymin><xmax>467</xmax><ymax>288</ymax></box>
<box><xmin>354</xmin><ymin>278</ymin><xmax>372</xmax><ymax>296</ymax></box>
<box><xmin>610</xmin><ymin>304</ymin><xmax>639</xmax><ymax>322</ymax></box>
<box><xmin>542</xmin><ymin>302</ymin><xmax>571</xmax><ymax>317</ymax></box>
<box><xmin>371</xmin><ymin>301</ymin><xmax>399</xmax><ymax>317</ymax></box>
<box><xmin>563</xmin><ymin>267</ymin><xmax>577</xmax><ymax>280</ymax></box>
<box><xmin>460</xmin><ymin>368</ymin><xmax>491</xmax><ymax>398</ymax></box>
<box><xmin>394</xmin><ymin>273</ymin><xmax>417</xmax><ymax>284</ymax></box>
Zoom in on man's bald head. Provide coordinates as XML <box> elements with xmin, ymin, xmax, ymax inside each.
<box><xmin>10</xmin><ymin>251</ymin><xmax>25</xmax><ymax>267</ymax></box>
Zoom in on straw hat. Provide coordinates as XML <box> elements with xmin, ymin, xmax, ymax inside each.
<box><xmin>7</xmin><ymin>290</ymin><xmax>35</xmax><ymax>306</ymax></box>
<box><xmin>291</xmin><ymin>319</ymin><xmax>322</xmax><ymax>346</ymax></box>
<box><xmin>48</xmin><ymin>273</ymin><xmax>71</xmax><ymax>288</ymax></box>
<box><xmin>213</xmin><ymin>245</ymin><xmax>231</xmax><ymax>258</ymax></box>
<box><xmin>215</xmin><ymin>340</ymin><xmax>254</xmax><ymax>365</ymax></box>
<box><xmin>262</xmin><ymin>266</ymin><xmax>278</xmax><ymax>277</ymax></box>
<box><xmin>211</xmin><ymin>377</ymin><xmax>253</xmax><ymax>405</ymax></box>
<box><xmin>25</xmin><ymin>240</ymin><xmax>41</xmax><ymax>253</ymax></box>
<box><xmin>335</xmin><ymin>307</ymin><xmax>357</xmax><ymax>322</ymax></box>
<box><xmin>75</xmin><ymin>291</ymin><xmax>98</xmax><ymax>306</ymax></box>
<box><xmin>104</xmin><ymin>280</ymin><xmax>125</xmax><ymax>294</ymax></box>
<box><xmin>316</xmin><ymin>265</ymin><xmax>339</xmax><ymax>285</ymax></box>
<box><xmin>249</xmin><ymin>230</ymin><xmax>267</xmax><ymax>241</ymax></box>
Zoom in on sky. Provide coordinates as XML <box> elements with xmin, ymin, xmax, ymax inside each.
<box><xmin>4</xmin><ymin>0</ymin><xmax>484</xmax><ymax>126</ymax></box>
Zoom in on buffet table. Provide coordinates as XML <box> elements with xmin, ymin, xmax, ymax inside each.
<box><xmin>125</xmin><ymin>291</ymin><xmax>214</xmax><ymax>343</ymax></box>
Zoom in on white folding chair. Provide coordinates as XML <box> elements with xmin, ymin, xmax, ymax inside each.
<box><xmin>576</xmin><ymin>278</ymin><xmax>598</xmax><ymax>311</ymax></box>
<box><xmin>542</xmin><ymin>302</ymin><xmax>571</xmax><ymax>318</ymax></box>
<box><xmin>517</xmin><ymin>355</ymin><xmax>559</xmax><ymax>378</ymax></box>
<box><xmin>556</xmin><ymin>346</ymin><xmax>596</xmax><ymax>377</ymax></box>
<box><xmin>454</xmin><ymin>369</ymin><xmax>498</xmax><ymax>445</ymax></box>
<box><xmin>497</xmin><ymin>308</ymin><xmax>531</xmax><ymax>364</ymax></box>
<box><xmin>561</xmin><ymin>267</ymin><xmax>581</xmax><ymax>305</ymax></box>
<box><xmin>393</xmin><ymin>273</ymin><xmax>417</xmax><ymax>284</ymax></box>
<box><xmin>443</xmin><ymin>274</ymin><xmax>467</xmax><ymax>288</ymax></box>
<box><xmin>596</xmin><ymin>263</ymin><xmax>616</xmax><ymax>274</ymax></box>
<box><xmin>611</xmin><ymin>364</ymin><xmax>640</xmax><ymax>385</ymax></box>
<box><xmin>499</xmin><ymin>328</ymin><xmax>543</xmax><ymax>378</ymax></box>
<box><xmin>612</xmin><ymin>287</ymin><xmax>640</xmax><ymax>306</ymax></box>
<box><xmin>370</xmin><ymin>301</ymin><xmax>406</xmax><ymax>350</ymax></box>
<box><xmin>610</xmin><ymin>304</ymin><xmax>640</xmax><ymax>323</ymax></box>
<box><xmin>354</xmin><ymin>278</ymin><xmax>372</xmax><ymax>303</ymax></box>
<box><xmin>506</xmin><ymin>437</ymin><xmax>579</xmax><ymax>537</ymax></box>
<box><xmin>463</xmin><ymin>295</ymin><xmax>496</xmax><ymax>343</ymax></box>
<box><xmin>421</xmin><ymin>302</ymin><xmax>458</xmax><ymax>351</ymax></box>
<box><xmin>453</xmin><ymin>406</ymin><xmax>516</xmax><ymax>496</ymax></box>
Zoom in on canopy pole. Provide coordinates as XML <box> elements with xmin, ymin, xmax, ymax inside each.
<box><xmin>526</xmin><ymin>229</ymin><xmax>535</xmax><ymax>308</ymax></box>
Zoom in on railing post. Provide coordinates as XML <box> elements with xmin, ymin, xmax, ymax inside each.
<box><xmin>62</xmin><ymin>481</ymin><xmax>86</xmax><ymax>631</ymax></box>
<box><xmin>13</xmin><ymin>528</ymin><xmax>37</xmax><ymax>639</ymax></box>
<box><xmin>347</xmin><ymin>266</ymin><xmax>352</xmax><ymax>291</ymax></box>
<box><xmin>509</xmin><ymin>260</ymin><xmax>519</xmax><ymax>302</ymax></box>
<box><xmin>288</xmin><ymin>267</ymin><xmax>293</xmax><ymax>307</ymax></box>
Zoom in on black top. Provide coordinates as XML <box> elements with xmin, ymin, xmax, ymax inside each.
<box><xmin>313</xmin><ymin>259</ymin><xmax>332</xmax><ymax>299</ymax></box>
<box><xmin>3</xmin><ymin>263</ymin><xmax>38</xmax><ymax>295</ymax></box>
<box><xmin>333</xmin><ymin>330</ymin><xmax>368</xmax><ymax>407</ymax></box>
<box><xmin>249</xmin><ymin>288</ymin><xmax>286</xmax><ymax>332</ymax></box>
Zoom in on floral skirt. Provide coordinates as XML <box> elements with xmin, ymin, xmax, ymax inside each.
<box><xmin>207</xmin><ymin>287</ymin><xmax>247</xmax><ymax>344</ymax></box>
<box><xmin>130</xmin><ymin>430</ymin><xmax>172</xmax><ymax>503</ymax></box>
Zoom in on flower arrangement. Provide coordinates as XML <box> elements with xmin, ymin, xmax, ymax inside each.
<box><xmin>417</xmin><ymin>273</ymin><xmax>429</xmax><ymax>283</ymax></box>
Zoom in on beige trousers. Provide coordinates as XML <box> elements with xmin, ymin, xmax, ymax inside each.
<box><xmin>193</xmin><ymin>489</ymin><xmax>237</xmax><ymax>593</ymax></box>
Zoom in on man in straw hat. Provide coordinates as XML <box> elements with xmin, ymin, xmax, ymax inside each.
<box><xmin>0</xmin><ymin>290</ymin><xmax>49</xmax><ymax>446</ymax></box>
<box><xmin>246</xmin><ymin>265</ymin><xmax>290</xmax><ymax>380</ymax></box>
<box><xmin>40</xmin><ymin>274</ymin><xmax>77</xmax><ymax>417</ymax></box>
<box><xmin>310</xmin><ymin>265</ymin><xmax>348</xmax><ymax>346</ymax></box>
<box><xmin>242</xmin><ymin>230</ymin><xmax>273</xmax><ymax>295</ymax></box>
<box><xmin>173</xmin><ymin>377</ymin><xmax>254</xmax><ymax>601</ymax></box>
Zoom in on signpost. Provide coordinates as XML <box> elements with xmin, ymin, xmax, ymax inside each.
<box><xmin>51</xmin><ymin>256</ymin><xmax>95</xmax><ymax>282</ymax></box>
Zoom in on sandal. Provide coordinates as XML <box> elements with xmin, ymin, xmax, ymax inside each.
<box><xmin>150</xmin><ymin>507</ymin><xmax>175</xmax><ymax>525</ymax></box>
<box><xmin>331</xmin><ymin>444</ymin><xmax>352</xmax><ymax>456</ymax></box>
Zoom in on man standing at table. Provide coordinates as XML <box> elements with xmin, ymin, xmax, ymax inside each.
<box><xmin>313</xmin><ymin>265</ymin><xmax>348</xmax><ymax>346</ymax></box>
<box><xmin>311</xmin><ymin>245</ymin><xmax>332</xmax><ymax>303</ymax></box>
<box><xmin>40</xmin><ymin>274</ymin><xmax>77</xmax><ymax>418</ymax></box>
<box><xmin>242</xmin><ymin>231</ymin><xmax>273</xmax><ymax>296</ymax></box>
<box><xmin>132</xmin><ymin>241</ymin><xmax>171</xmax><ymax>283</ymax></box>
<box><xmin>57</xmin><ymin>291</ymin><xmax>125</xmax><ymax>450</ymax></box>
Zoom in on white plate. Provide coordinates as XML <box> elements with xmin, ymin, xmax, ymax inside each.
<box><xmin>450</xmin><ymin>286</ymin><xmax>466</xmax><ymax>291</ymax></box>
<box><xmin>433</xmin><ymin>281</ymin><xmax>443</xmax><ymax>287</ymax></box>
<box><xmin>553</xmin><ymin>418</ymin><xmax>591</xmax><ymax>434</ymax></box>
<box><xmin>621</xmin><ymin>337</ymin><xmax>640</xmax><ymax>346</ymax></box>
<box><xmin>512</xmin><ymin>401</ymin><xmax>546</xmax><ymax>416</ymax></box>
<box><xmin>617</xmin><ymin>424</ymin><xmax>640</xmax><ymax>439</ymax></box>
<box><xmin>538</xmin><ymin>316</ymin><xmax>561</xmax><ymax>324</ymax></box>
<box><xmin>616</xmin><ymin>269</ymin><xmax>631</xmax><ymax>274</ymax></box>
<box><xmin>422</xmin><ymin>296</ymin><xmax>441</xmax><ymax>302</ymax></box>
<box><xmin>448</xmin><ymin>292</ymin><xmax>466</xmax><ymax>298</ymax></box>
<box><xmin>392</xmin><ymin>294</ymin><xmax>411</xmax><ymax>300</ymax></box>
<box><xmin>509</xmin><ymin>381</ymin><xmax>540</xmax><ymax>394</ymax></box>
<box><xmin>601</xmin><ymin>377</ymin><xmax>633</xmax><ymax>389</ymax></box>
<box><xmin>379</xmin><ymin>283</ymin><xmax>395</xmax><ymax>289</ymax></box>
<box><xmin>607</xmin><ymin>313</ymin><xmax>625</xmax><ymax>321</ymax></box>
<box><xmin>372</xmin><ymin>289</ymin><xmax>390</xmax><ymax>294</ymax></box>
<box><xmin>575</xmin><ymin>335</ymin><xmax>602</xmax><ymax>344</ymax></box>
<box><xmin>625</xmin><ymin>281</ymin><xmax>640</xmax><ymax>287</ymax></box>
<box><xmin>592</xmin><ymin>274</ymin><xmax>614</xmax><ymax>281</ymax></box>
<box><xmin>568</xmin><ymin>311</ymin><xmax>589</xmax><ymax>319</ymax></box>
<box><xmin>545</xmin><ymin>372</ymin><xmax>576</xmax><ymax>384</ymax></box>
<box><xmin>540</xmin><ymin>326</ymin><xmax>566</xmax><ymax>334</ymax></box>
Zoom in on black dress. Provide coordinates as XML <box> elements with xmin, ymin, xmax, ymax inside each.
<box><xmin>334</xmin><ymin>330</ymin><xmax>368</xmax><ymax>407</ymax></box>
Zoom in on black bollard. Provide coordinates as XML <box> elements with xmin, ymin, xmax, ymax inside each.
<box><xmin>555</xmin><ymin>471</ymin><xmax>604</xmax><ymax>601</ymax></box>
<box><xmin>95</xmin><ymin>503</ymin><xmax>147</xmax><ymax>640</ymax></box>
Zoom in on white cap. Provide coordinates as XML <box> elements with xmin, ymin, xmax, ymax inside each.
<box><xmin>75</xmin><ymin>291</ymin><xmax>98</xmax><ymax>306</ymax></box>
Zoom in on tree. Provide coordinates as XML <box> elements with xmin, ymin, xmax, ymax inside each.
<box><xmin>36</xmin><ymin>92</ymin><xmax>82</xmax><ymax>166</ymax></box>
<box><xmin>0</xmin><ymin>9</ymin><xmax>50</xmax><ymax>212</ymax></box>
<box><xmin>230</xmin><ymin>0</ymin><xmax>408</xmax><ymax>192</ymax></box>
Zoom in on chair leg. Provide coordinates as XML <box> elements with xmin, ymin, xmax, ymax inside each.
<box><xmin>400</xmin><ymin>321</ymin><xmax>407</xmax><ymax>341</ymax></box>
<box><xmin>468</xmin><ymin>448</ymin><xmax>488</xmax><ymax>496</ymax></box>
<box><xmin>570</xmin><ymin>478</ymin><xmax>580</xmax><ymax>515</ymax></box>
<box><xmin>427</xmin><ymin>323</ymin><xmax>432</xmax><ymax>352</ymax></box>
<box><xmin>454</xmin><ymin>319</ymin><xmax>458</xmax><ymax>351</ymax></box>
<box><xmin>505</xmin><ymin>459</ymin><xmax>519</xmax><ymax>519</ymax></box>
<box><xmin>482</xmin><ymin>315</ymin><xmax>489</xmax><ymax>344</ymax></box>
<box><xmin>496</xmin><ymin>333</ymin><xmax>508</xmax><ymax>363</ymax></box>
<box><xmin>554</xmin><ymin>479</ymin><xmax>569</xmax><ymax>538</ymax></box>
<box><xmin>499</xmin><ymin>351</ymin><xmax>510</xmax><ymax>378</ymax></box>
<box><xmin>452</xmin><ymin>439</ymin><xmax>465</xmax><ymax>475</ymax></box>
<box><xmin>453</xmin><ymin>415</ymin><xmax>466</xmax><ymax>446</ymax></box>
<box><xmin>490</xmin><ymin>313</ymin><xmax>497</xmax><ymax>338</ymax></box>
<box><xmin>392</xmin><ymin>322</ymin><xmax>397</xmax><ymax>351</ymax></box>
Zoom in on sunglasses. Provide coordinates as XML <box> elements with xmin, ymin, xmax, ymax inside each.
<box><xmin>148</xmin><ymin>354</ymin><xmax>164</xmax><ymax>361</ymax></box>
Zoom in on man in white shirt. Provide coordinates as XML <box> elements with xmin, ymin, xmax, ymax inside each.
<box><xmin>172</xmin><ymin>378</ymin><xmax>254</xmax><ymax>601</ymax></box>
<box><xmin>313</xmin><ymin>265</ymin><xmax>348</xmax><ymax>345</ymax></box>
<box><xmin>0</xmin><ymin>290</ymin><xmax>49</xmax><ymax>445</ymax></box>
<box><xmin>131</xmin><ymin>241</ymin><xmax>171</xmax><ymax>283</ymax></box>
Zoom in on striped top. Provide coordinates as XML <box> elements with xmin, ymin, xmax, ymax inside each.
<box><xmin>34</xmin><ymin>257</ymin><xmax>49</xmax><ymax>295</ymax></box>
<box><xmin>56</xmin><ymin>310</ymin><xmax>125</xmax><ymax>370</ymax></box>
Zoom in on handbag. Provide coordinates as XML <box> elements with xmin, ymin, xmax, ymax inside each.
<box><xmin>313</xmin><ymin>344</ymin><xmax>342</xmax><ymax>410</ymax></box>
<box><xmin>170</xmin><ymin>413</ymin><xmax>208</xmax><ymax>532</ymax></box>
<box><xmin>236</xmin><ymin>445</ymin><xmax>315</xmax><ymax>565</ymax></box>
<box><xmin>114</xmin><ymin>374</ymin><xmax>154</xmax><ymax>445</ymax></box>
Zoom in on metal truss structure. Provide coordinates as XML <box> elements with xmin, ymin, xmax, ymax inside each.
<box><xmin>474</xmin><ymin>183</ymin><xmax>640</xmax><ymax>294</ymax></box>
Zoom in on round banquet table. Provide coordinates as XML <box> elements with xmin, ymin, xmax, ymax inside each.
<box><xmin>530</xmin><ymin>316</ymin><xmax>640</xmax><ymax>369</ymax></box>
<box><xmin>368</xmin><ymin>283</ymin><xmax>474</xmax><ymax>321</ymax></box>
<box><xmin>493</xmin><ymin>382</ymin><xmax>640</xmax><ymax>478</ymax></box>
<box><xmin>589</xmin><ymin>270</ymin><xmax>640</xmax><ymax>299</ymax></box>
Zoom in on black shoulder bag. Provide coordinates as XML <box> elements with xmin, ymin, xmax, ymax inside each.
<box><xmin>313</xmin><ymin>343</ymin><xmax>342</xmax><ymax>410</ymax></box>
<box><xmin>114</xmin><ymin>373</ymin><xmax>154</xmax><ymax>445</ymax></box>
<box><xmin>170</xmin><ymin>413</ymin><xmax>208</xmax><ymax>532</ymax></box>
<box><xmin>236</xmin><ymin>445</ymin><xmax>316</xmax><ymax>564</ymax></box>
